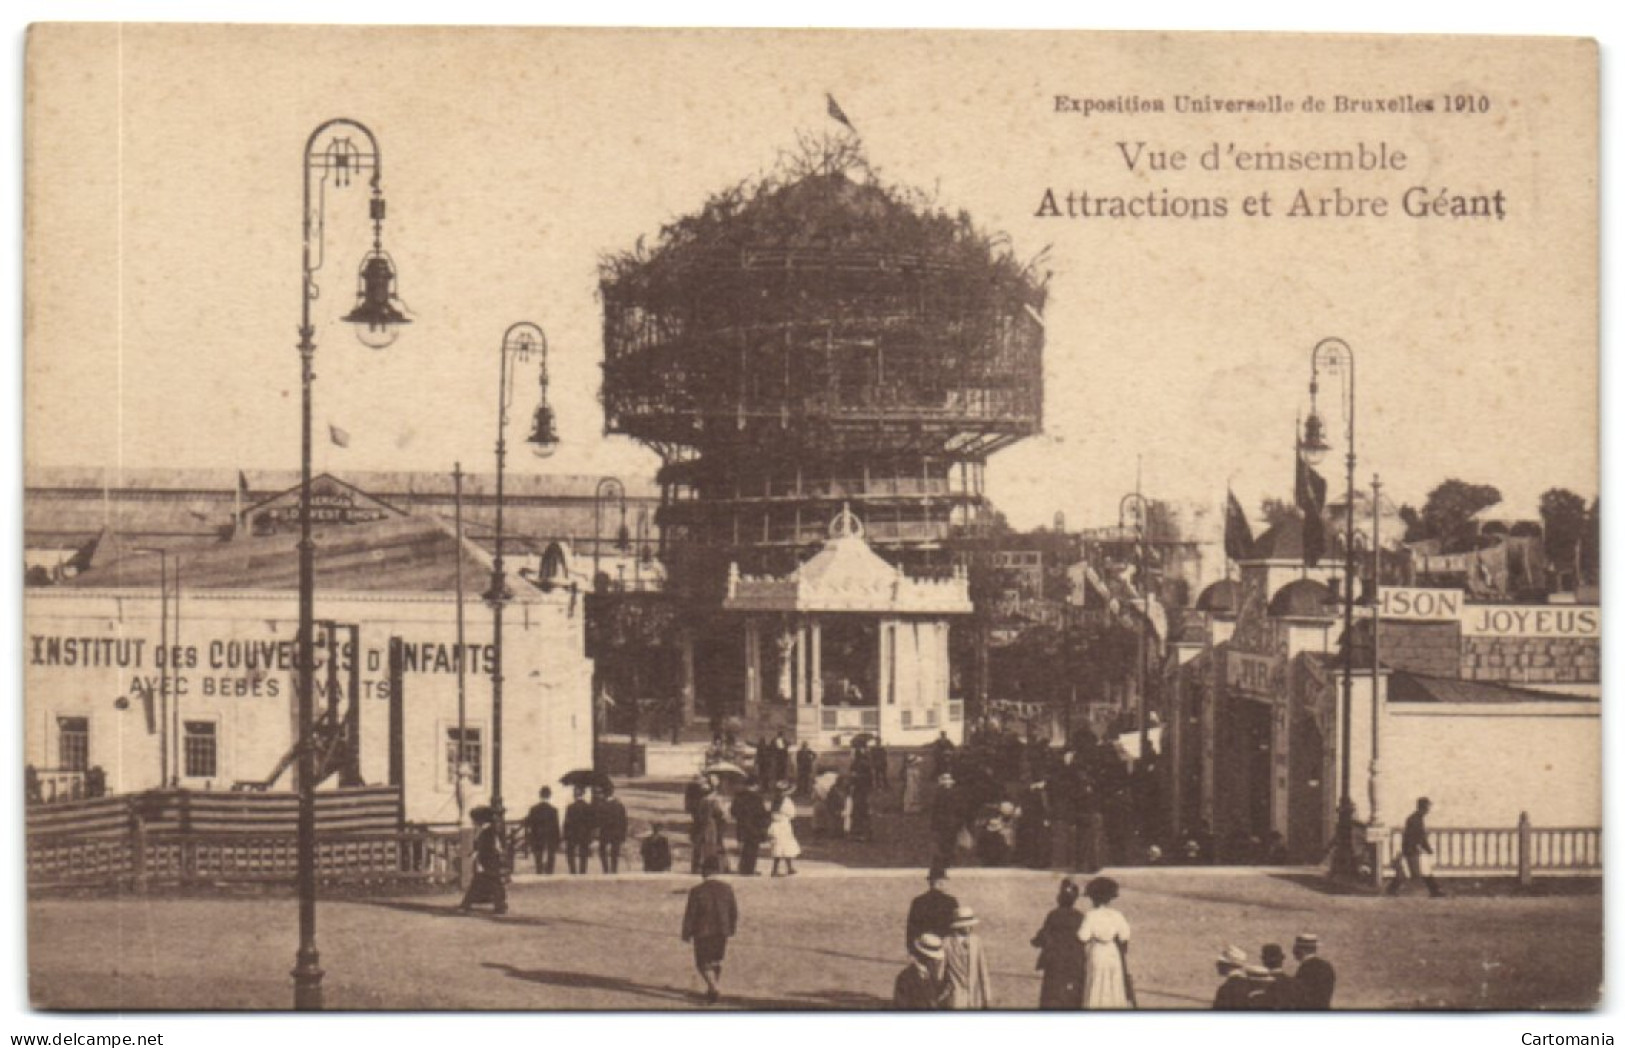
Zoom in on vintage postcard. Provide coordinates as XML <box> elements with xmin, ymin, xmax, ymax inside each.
<box><xmin>21</xmin><ymin>25</ymin><xmax>1600</xmax><ymax>1016</ymax></box>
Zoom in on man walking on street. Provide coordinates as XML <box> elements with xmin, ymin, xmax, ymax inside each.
<box><xmin>905</xmin><ymin>864</ymin><xmax>959</xmax><ymax>952</ymax></box>
<box><xmin>1291</xmin><ymin>933</ymin><xmax>1336</xmax><ymax>1009</ymax></box>
<box><xmin>523</xmin><ymin>787</ymin><xmax>560</xmax><ymax>875</ymax></box>
<box><xmin>1212</xmin><ymin>945</ymin><xmax>1252</xmax><ymax>1010</ymax></box>
<box><xmin>1387</xmin><ymin>797</ymin><xmax>1444</xmax><ymax>897</ymax></box>
<box><xmin>596</xmin><ymin>782</ymin><xmax>629</xmax><ymax>873</ymax></box>
<box><xmin>893</xmin><ymin>934</ymin><xmax>949</xmax><ymax>1009</ymax></box>
<box><xmin>731</xmin><ymin>777</ymin><xmax>769</xmax><ymax>875</ymax></box>
<box><xmin>563</xmin><ymin>785</ymin><xmax>596</xmax><ymax>875</ymax></box>
<box><xmin>681</xmin><ymin>856</ymin><xmax>738</xmax><ymax>1005</ymax></box>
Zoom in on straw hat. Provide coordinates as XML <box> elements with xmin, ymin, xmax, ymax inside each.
<box><xmin>1218</xmin><ymin>945</ymin><xmax>1248</xmax><ymax>967</ymax></box>
<box><xmin>950</xmin><ymin>906</ymin><xmax>980</xmax><ymax>930</ymax></box>
<box><xmin>912</xmin><ymin>933</ymin><xmax>946</xmax><ymax>960</ymax></box>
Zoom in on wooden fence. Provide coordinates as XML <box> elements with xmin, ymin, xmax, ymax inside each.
<box><xmin>26</xmin><ymin>786</ymin><xmax>403</xmax><ymax>838</ymax></box>
<box><xmin>1384</xmin><ymin>813</ymin><xmax>1600</xmax><ymax>883</ymax></box>
<box><xmin>28</xmin><ymin>828</ymin><xmax>460</xmax><ymax>891</ymax></box>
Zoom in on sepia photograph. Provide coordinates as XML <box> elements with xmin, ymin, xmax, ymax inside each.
<box><xmin>12</xmin><ymin>13</ymin><xmax>1607</xmax><ymax>1033</ymax></box>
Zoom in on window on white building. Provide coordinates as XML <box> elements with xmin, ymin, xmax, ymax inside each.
<box><xmin>183</xmin><ymin>721</ymin><xmax>217</xmax><ymax>779</ymax></box>
<box><xmin>446</xmin><ymin>726</ymin><xmax>483</xmax><ymax>786</ymax></box>
<box><xmin>57</xmin><ymin>716</ymin><xmax>89</xmax><ymax>772</ymax></box>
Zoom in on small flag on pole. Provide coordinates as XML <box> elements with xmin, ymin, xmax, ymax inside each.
<box><xmin>826</xmin><ymin>93</ymin><xmax>856</xmax><ymax>133</ymax></box>
<box><xmin>1224</xmin><ymin>488</ymin><xmax>1254</xmax><ymax>563</ymax></box>
<box><xmin>1295</xmin><ymin>452</ymin><xmax>1328</xmax><ymax>567</ymax></box>
<box><xmin>329</xmin><ymin>423</ymin><xmax>351</xmax><ymax>448</ymax></box>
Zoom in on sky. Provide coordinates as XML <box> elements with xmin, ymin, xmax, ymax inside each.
<box><xmin>21</xmin><ymin>25</ymin><xmax>1598</xmax><ymax>538</ymax></box>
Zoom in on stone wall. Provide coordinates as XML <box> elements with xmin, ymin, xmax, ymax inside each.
<box><xmin>1460</xmin><ymin>635</ymin><xmax>1600</xmax><ymax>683</ymax></box>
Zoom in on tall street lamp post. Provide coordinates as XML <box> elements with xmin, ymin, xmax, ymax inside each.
<box><xmin>485</xmin><ymin>323</ymin><xmax>558</xmax><ymax>837</ymax></box>
<box><xmin>293</xmin><ymin>119</ymin><xmax>408</xmax><ymax>1010</ymax></box>
<box><xmin>1297</xmin><ymin>336</ymin><xmax>1358</xmax><ymax>879</ymax></box>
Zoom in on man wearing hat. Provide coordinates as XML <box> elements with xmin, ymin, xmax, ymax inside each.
<box><xmin>1212</xmin><ymin>945</ymin><xmax>1252</xmax><ymax>1010</ymax></box>
<box><xmin>905</xmin><ymin>865</ymin><xmax>960</xmax><ymax>952</ymax></box>
<box><xmin>680</xmin><ymin>856</ymin><xmax>738</xmax><ymax>1005</ymax></box>
<box><xmin>1291</xmin><ymin>933</ymin><xmax>1336</xmax><ymax>1009</ymax></box>
<box><xmin>595</xmin><ymin>782</ymin><xmax>629</xmax><ymax>874</ymax></box>
<box><xmin>942</xmin><ymin>905</ymin><xmax>994</xmax><ymax>1009</ymax></box>
<box><xmin>563</xmin><ymin>785</ymin><xmax>596</xmax><ymax>875</ymax></box>
<box><xmin>1251</xmin><ymin>943</ymin><xmax>1296</xmax><ymax>1010</ymax></box>
<box><xmin>457</xmin><ymin>805</ymin><xmax>508</xmax><ymax>916</ymax></box>
<box><xmin>893</xmin><ymin>934</ymin><xmax>949</xmax><ymax>1009</ymax></box>
<box><xmin>523</xmin><ymin>787</ymin><xmax>560</xmax><ymax>875</ymax></box>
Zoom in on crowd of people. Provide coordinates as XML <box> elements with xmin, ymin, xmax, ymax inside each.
<box><xmin>454</xmin><ymin>731</ymin><xmax>1353</xmax><ymax>1010</ymax></box>
<box><xmin>891</xmin><ymin>865</ymin><xmax>1335</xmax><ymax>1011</ymax></box>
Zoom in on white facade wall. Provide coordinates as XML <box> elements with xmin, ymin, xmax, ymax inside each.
<box><xmin>25</xmin><ymin>587</ymin><xmax>592</xmax><ymax>824</ymax></box>
<box><xmin>1377</xmin><ymin>702</ymin><xmax>1601</xmax><ymax>830</ymax></box>
<box><xmin>1330</xmin><ymin>673</ymin><xmax>1601</xmax><ymax>834</ymax></box>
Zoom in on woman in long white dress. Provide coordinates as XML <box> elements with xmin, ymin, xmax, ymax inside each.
<box><xmin>767</xmin><ymin>782</ymin><xmax>801</xmax><ymax>876</ymax></box>
<box><xmin>1077</xmin><ymin>876</ymin><xmax>1133</xmax><ymax>1009</ymax></box>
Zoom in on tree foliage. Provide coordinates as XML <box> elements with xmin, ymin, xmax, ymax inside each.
<box><xmin>1539</xmin><ymin>487</ymin><xmax>1588</xmax><ymax>567</ymax></box>
<box><xmin>1413</xmin><ymin>479</ymin><xmax>1502</xmax><ymax>552</ymax></box>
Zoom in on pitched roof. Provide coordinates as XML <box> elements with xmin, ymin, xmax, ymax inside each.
<box><xmin>62</xmin><ymin>514</ymin><xmax>538</xmax><ymax>597</ymax></box>
<box><xmin>1387</xmin><ymin>670</ymin><xmax>1593</xmax><ymax>704</ymax></box>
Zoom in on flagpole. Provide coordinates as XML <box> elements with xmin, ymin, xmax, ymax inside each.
<box><xmin>1368</xmin><ymin>473</ymin><xmax>1384</xmax><ymax>858</ymax></box>
<box><xmin>454</xmin><ymin>463</ymin><xmax>468</xmax><ymax>827</ymax></box>
<box><xmin>1299</xmin><ymin>336</ymin><xmax>1357</xmax><ymax>878</ymax></box>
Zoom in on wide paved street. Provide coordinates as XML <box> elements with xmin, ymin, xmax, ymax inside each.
<box><xmin>28</xmin><ymin>864</ymin><xmax>1600</xmax><ymax>1011</ymax></box>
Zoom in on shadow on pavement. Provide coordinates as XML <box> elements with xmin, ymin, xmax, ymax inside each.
<box><xmin>1267</xmin><ymin>872</ymin><xmax>1376</xmax><ymax>897</ymax></box>
<box><xmin>484</xmin><ymin>962</ymin><xmax>695</xmax><ymax>1005</ymax></box>
<box><xmin>483</xmin><ymin>963</ymin><xmax>890</xmax><ymax>1010</ymax></box>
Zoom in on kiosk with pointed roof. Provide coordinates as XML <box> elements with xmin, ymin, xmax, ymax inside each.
<box><xmin>722</xmin><ymin>506</ymin><xmax>971</xmax><ymax>746</ymax></box>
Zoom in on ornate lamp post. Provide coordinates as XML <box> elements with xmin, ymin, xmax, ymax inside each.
<box><xmin>1297</xmin><ymin>336</ymin><xmax>1358</xmax><ymax>878</ymax></box>
<box><xmin>293</xmin><ymin>119</ymin><xmax>408</xmax><ymax>1010</ymax></box>
<box><xmin>486</xmin><ymin>323</ymin><xmax>557</xmax><ymax>836</ymax></box>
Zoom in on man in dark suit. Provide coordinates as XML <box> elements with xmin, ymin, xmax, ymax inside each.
<box><xmin>595</xmin><ymin>783</ymin><xmax>629</xmax><ymax>873</ymax></box>
<box><xmin>770</xmin><ymin>731</ymin><xmax>791</xmax><ymax>785</ymax></box>
<box><xmin>795</xmin><ymin>743</ymin><xmax>817</xmax><ymax>797</ymax></box>
<box><xmin>1291</xmin><ymin>933</ymin><xmax>1336</xmax><ymax>1009</ymax></box>
<box><xmin>681</xmin><ymin>856</ymin><xmax>739</xmax><ymax>1004</ymax></box>
<box><xmin>731</xmin><ymin>778</ymin><xmax>769</xmax><ymax>875</ymax></box>
<box><xmin>1253</xmin><ymin>942</ymin><xmax>1297</xmax><ymax>1009</ymax></box>
<box><xmin>457</xmin><ymin>805</ymin><xmax>508</xmax><ymax>915</ymax></box>
<box><xmin>641</xmin><ymin>822</ymin><xmax>673</xmax><ymax>872</ymax></box>
<box><xmin>523</xmin><ymin>787</ymin><xmax>560</xmax><ymax>875</ymax></box>
<box><xmin>1387</xmin><ymin>796</ymin><xmax>1444</xmax><ymax>897</ymax></box>
<box><xmin>904</xmin><ymin>865</ymin><xmax>959</xmax><ymax>952</ymax></box>
<box><xmin>929</xmin><ymin>775</ymin><xmax>961</xmax><ymax>866</ymax></box>
<box><xmin>562</xmin><ymin>785</ymin><xmax>596</xmax><ymax>875</ymax></box>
